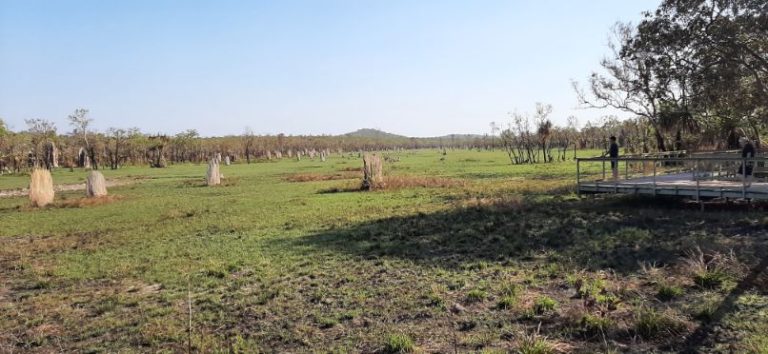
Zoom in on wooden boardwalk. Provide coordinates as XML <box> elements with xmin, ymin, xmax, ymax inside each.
<box><xmin>576</xmin><ymin>156</ymin><xmax>768</xmax><ymax>200</ymax></box>
<box><xmin>578</xmin><ymin>173</ymin><xmax>768</xmax><ymax>200</ymax></box>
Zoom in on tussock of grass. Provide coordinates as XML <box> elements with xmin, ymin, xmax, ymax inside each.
<box><xmin>578</xmin><ymin>313</ymin><xmax>614</xmax><ymax>337</ymax></box>
<box><xmin>497</xmin><ymin>295</ymin><xmax>518</xmax><ymax>310</ymax></box>
<box><xmin>383</xmin><ymin>333</ymin><xmax>415</xmax><ymax>353</ymax></box>
<box><xmin>683</xmin><ymin>247</ymin><xmax>739</xmax><ymax>289</ymax></box>
<box><xmin>656</xmin><ymin>282</ymin><xmax>684</xmax><ymax>301</ymax></box>
<box><xmin>515</xmin><ymin>329</ymin><xmax>566</xmax><ymax>354</ymax></box>
<box><xmin>466</xmin><ymin>289</ymin><xmax>488</xmax><ymax>303</ymax></box>
<box><xmin>634</xmin><ymin>307</ymin><xmax>688</xmax><ymax>339</ymax></box>
<box><xmin>533</xmin><ymin>296</ymin><xmax>558</xmax><ymax>314</ymax></box>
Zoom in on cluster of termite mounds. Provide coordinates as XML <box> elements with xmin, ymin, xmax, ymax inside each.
<box><xmin>28</xmin><ymin>168</ymin><xmax>108</xmax><ymax>208</ymax></box>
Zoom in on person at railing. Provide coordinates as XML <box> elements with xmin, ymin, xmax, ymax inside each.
<box><xmin>739</xmin><ymin>137</ymin><xmax>755</xmax><ymax>184</ymax></box>
<box><xmin>608</xmin><ymin>136</ymin><xmax>619</xmax><ymax>180</ymax></box>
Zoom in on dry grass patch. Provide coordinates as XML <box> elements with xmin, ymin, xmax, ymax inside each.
<box><xmin>56</xmin><ymin>195</ymin><xmax>123</xmax><ymax>208</ymax></box>
<box><xmin>285</xmin><ymin>171</ymin><xmax>361</xmax><ymax>182</ymax></box>
<box><xmin>375</xmin><ymin>175</ymin><xmax>467</xmax><ymax>190</ymax></box>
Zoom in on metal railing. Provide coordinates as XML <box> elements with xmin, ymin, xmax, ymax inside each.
<box><xmin>576</xmin><ymin>155</ymin><xmax>768</xmax><ymax>200</ymax></box>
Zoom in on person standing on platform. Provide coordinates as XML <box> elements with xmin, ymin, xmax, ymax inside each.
<box><xmin>740</xmin><ymin>137</ymin><xmax>756</xmax><ymax>185</ymax></box>
<box><xmin>609</xmin><ymin>136</ymin><xmax>619</xmax><ymax>180</ymax></box>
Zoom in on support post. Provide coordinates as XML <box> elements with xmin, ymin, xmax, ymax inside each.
<box><xmin>652</xmin><ymin>160</ymin><xmax>657</xmax><ymax>196</ymax></box>
<box><xmin>695</xmin><ymin>159</ymin><xmax>700</xmax><ymax>202</ymax></box>
<box><xmin>625</xmin><ymin>160</ymin><xmax>629</xmax><ymax>180</ymax></box>
<box><xmin>576</xmin><ymin>159</ymin><xmax>581</xmax><ymax>197</ymax></box>
<box><xmin>742</xmin><ymin>157</ymin><xmax>747</xmax><ymax>199</ymax></box>
<box><xmin>602</xmin><ymin>160</ymin><xmax>606</xmax><ymax>181</ymax></box>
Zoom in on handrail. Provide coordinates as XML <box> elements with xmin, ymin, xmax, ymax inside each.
<box><xmin>577</xmin><ymin>156</ymin><xmax>766</xmax><ymax>162</ymax></box>
<box><xmin>591</xmin><ymin>150</ymin><xmax>687</xmax><ymax>159</ymax></box>
<box><xmin>621</xmin><ymin>150</ymin><xmax>687</xmax><ymax>158</ymax></box>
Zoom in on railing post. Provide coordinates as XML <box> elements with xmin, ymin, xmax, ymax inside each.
<box><xmin>614</xmin><ymin>160</ymin><xmax>618</xmax><ymax>193</ymax></box>
<box><xmin>742</xmin><ymin>157</ymin><xmax>747</xmax><ymax>199</ymax></box>
<box><xmin>602</xmin><ymin>160</ymin><xmax>606</xmax><ymax>181</ymax></box>
<box><xmin>576</xmin><ymin>159</ymin><xmax>581</xmax><ymax>197</ymax></box>
<box><xmin>625</xmin><ymin>159</ymin><xmax>629</xmax><ymax>180</ymax></box>
<box><xmin>695</xmin><ymin>159</ymin><xmax>700</xmax><ymax>201</ymax></box>
<box><xmin>653</xmin><ymin>160</ymin><xmax>657</xmax><ymax>196</ymax></box>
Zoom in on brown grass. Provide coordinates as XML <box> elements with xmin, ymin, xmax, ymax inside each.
<box><xmin>56</xmin><ymin>195</ymin><xmax>123</xmax><ymax>208</ymax></box>
<box><xmin>285</xmin><ymin>171</ymin><xmax>361</xmax><ymax>182</ymax></box>
<box><xmin>376</xmin><ymin>175</ymin><xmax>467</xmax><ymax>190</ymax></box>
<box><xmin>317</xmin><ymin>175</ymin><xmax>468</xmax><ymax>193</ymax></box>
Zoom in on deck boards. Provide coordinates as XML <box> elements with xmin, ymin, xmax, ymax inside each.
<box><xmin>578</xmin><ymin>172</ymin><xmax>768</xmax><ymax>199</ymax></box>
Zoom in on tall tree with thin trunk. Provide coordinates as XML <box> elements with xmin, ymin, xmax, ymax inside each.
<box><xmin>242</xmin><ymin>127</ymin><xmax>256</xmax><ymax>164</ymax></box>
<box><xmin>68</xmin><ymin>108</ymin><xmax>96</xmax><ymax>168</ymax></box>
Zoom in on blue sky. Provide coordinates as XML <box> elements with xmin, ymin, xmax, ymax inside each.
<box><xmin>0</xmin><ymin>0</ymin><xmax>659</xmax><ymax>137</ymax></box>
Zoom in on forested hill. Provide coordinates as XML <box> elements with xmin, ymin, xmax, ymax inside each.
<box><xmin>344</xmin><ymin>129</ymin><xmax>408</xmax><ymax>139</ymax></box>
<box><xmin>343</xmin><ymin>128</ymin><xmax>484</xmax><ymax>143</ymax></box>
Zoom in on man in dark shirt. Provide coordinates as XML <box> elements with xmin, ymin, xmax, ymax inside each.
<box><xmin>740</xmin><ymin>137</ymin><xmax>756</xmax><ymax>179</ymax></box>
<box><xmin>609</xmin><ymin>136</ymin><xmax>619</xmax><ymax>180</ymax></box>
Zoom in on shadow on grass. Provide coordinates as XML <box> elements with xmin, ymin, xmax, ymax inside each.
<box><xmin>679</xmin><ymin>251</ymin><xmax>768</xmax><ymax>353</ymax></box>
<box><xmin>292</xmin><ymin>195</ymin><xmax>766</xmax><ymax>274</ymax></box>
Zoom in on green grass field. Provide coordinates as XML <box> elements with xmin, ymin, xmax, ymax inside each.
<box><xmin>1</xmin><ymin>149</ymin><xmax>766</xmax><ymax>353</ymax></box>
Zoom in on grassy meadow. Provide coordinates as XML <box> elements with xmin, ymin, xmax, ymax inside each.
<box><xmin>1</xmin><ymin>149</ymin><xmax>767</xmax><ymax>353</ymax></box>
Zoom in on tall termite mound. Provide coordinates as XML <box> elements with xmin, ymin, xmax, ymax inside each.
<box><xmin>86</xmin><ymin>170</ymin><xmax>108</xmax><ymax>197</ymax></box>
<box><xmin>29</xmin><ymin>168</ymin><xmax>55</xmax><ymax>207</ymax></box>
<box><xmin>362</xmin><ymin>154</ymin><xmax>383</xmax><ymax>190</ymax></box>
<box><xmin>206</xmin><ymin>158</ymin><xmax>221</xmax><ymax>186</ymax></box>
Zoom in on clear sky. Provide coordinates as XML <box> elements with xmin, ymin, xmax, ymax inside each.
<box><xmin>0</xmin><ymin>0</ymin><xmax>659</xmax><ymax>137</ymax></box>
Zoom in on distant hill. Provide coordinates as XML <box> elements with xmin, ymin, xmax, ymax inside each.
<box><xmin>343</xmin><ymin>128</ymin><xmax>408</xmax><ymax>139</ymax></box>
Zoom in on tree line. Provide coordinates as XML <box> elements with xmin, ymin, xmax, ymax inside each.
<box><xmin>0</xmin><ymin>110</ymin><xmax>508</xmax><ymax>172</ymax></box>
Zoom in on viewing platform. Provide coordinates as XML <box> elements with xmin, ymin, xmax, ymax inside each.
<box><xmin>576</xmin><ymin>152</ymin><xmax>768</xmax><ymax>200</ymax></box>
